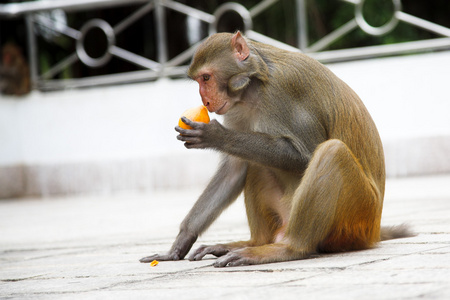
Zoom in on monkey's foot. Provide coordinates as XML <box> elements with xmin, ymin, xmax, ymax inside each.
<box><xmin>140</xmin><ymin>231</ymin><xmax>198</xmax><ymax>263</ymax></box>
<box><xmin>189</xmin><ymin>244</ymin><xmax>233</xmax><ymax>261</ymax></box>
<box><xmin>189</xmin><ymin>241</ymin><xmax>255</xmax><ymax>261</ymax></box>
<box><xmin>213</xmin><ymin>244</ymin><xmax>307</xmax><ymax>267</ymax></box>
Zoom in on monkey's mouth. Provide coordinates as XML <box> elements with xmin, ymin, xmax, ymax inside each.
<box><xmin>215</xmin><ymin>102</ymin><xmax>229</xmax><ymax>115</ymax></box>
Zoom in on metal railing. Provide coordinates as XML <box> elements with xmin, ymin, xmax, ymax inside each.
<box><xmin>1</xmin><ymin>0</ymin><xmax>449</xmax><ymax>91</ymax></box>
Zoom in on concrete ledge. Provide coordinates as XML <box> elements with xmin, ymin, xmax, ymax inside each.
<box><xmin>1</xmin><ymin>133</ymin><xmax>450</xmax><ymax>198</ymax></box>
<box><xmin>0</xmin><ymin>152</ymin><xmax>219</xmax><ymax>198</ymax></box>
<box><xmin>384</xmin><ymin>134</ymin><xmax>450</xmax><ymax>177</ymax></box>
<box><xmin>0</xmin><ymin>165</ymin><xmax>25</xmax><ymax>199</ymax></box>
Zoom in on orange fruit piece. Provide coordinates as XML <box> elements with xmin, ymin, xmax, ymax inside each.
<box><xmin>150</xmin><ymin>260</ymin><xmax>159</xmax><ymax>267</ymax></box>
<box><xmin>178</xmin><ymin>105</ymin><xmax>210</xmax><ymax>129</ymax></box>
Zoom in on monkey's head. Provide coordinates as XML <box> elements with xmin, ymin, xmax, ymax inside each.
<box><xmin>188</xmin><ymin>32</ymin><xmax>261</xmax><ymax>115</ymax></box>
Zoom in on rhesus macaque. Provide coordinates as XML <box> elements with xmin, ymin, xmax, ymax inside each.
<box><xmin>0</xmin><ymin>43</ymin><xmax>30</xmax><ymax>96</ymax></box>
<box><xmin>141</xmin><ymin>32</ymin><xmax>412</xmax><ymax>267</ymax></box>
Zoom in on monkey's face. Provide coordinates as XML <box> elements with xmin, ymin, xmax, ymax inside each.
<box><xmin>191</xmin><ymin>69</ymin><xmax>232</xmax><ymax>115</ymax></box>
<box><xmin>188</xmin><ymin>32</ymin><xmax>252</xmax><ymax>115</ymax></box>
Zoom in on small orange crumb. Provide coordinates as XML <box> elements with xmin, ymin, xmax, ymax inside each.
<box><xmin>150</xmin><ymin>260</ymin><xmax>159</xmax><ymax>267</ymax></box>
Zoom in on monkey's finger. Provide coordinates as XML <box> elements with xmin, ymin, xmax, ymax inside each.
<box><xmin>139</xmin><ymin>256</ymin><xmax>156</xmax><ymax>263</ymax></box>
<box><xmin>190</xmin><ymin>245</ymin><xmax>229</xmax><ymax>261</ymax></box>
<box><xmin>227</xmin><ymin>257</ymin><xmax>252</xmax><ymax>267</ymax></box>
<box><xmin>180</xmin><ymin>117</ymin><xmax>201</xmax><ymax>129</ymax></box>
<box><xmin>181</xmin><ymin>117</ymin><xmax>208</xmax><ymax>130</ymax></box>
<box><xmin>177</xmin><ymin>135</ymin><xmax>202</xmax><ymax>145</ymax></box>
<box><xmin>180</xmin><ymin>116</ymin><xmax>193</xmax><ymax>126</ymax></box>
<box><xmin>177</xmin><ymin>132</ymin><xmax>202</xmax><ymax>141</ymax></box>
<box><xmin>176</xmin><ymin>134</ymin><xmax>205</xmax><ymax>146</ymax></box>
<box><xmin>213</xmin><ymin>252</ymin><xmax>242</xmax><ymax>267</ymax></box>
<box><xmin>174</xmin><ymin>125</ymin><xmax>200</xmax><ymax>136</ymax></box>
<box><xmin>175</xmin><ymin>127</ymin><xmax>203</xmax><ymax>138</ymax></box>
<box><xmin>139</xmin><ymin>253</ymin><xmax>181</xmax><ymax>263</ymax></box>
<box><xmin>184</xmin><ymin>141</ymin><xmax>208</xmax><ymax>149</ymax></box>
<box><xmin>189</xmin><ymin>246</ymin><xmax>209</xmax><ymax>261</ymax></box>
<box><xmin>174</xmin><ymin>126</ymin><xmax>191</xmax><ymax>135</ymax></box>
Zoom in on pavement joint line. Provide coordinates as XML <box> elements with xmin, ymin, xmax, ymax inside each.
<box><xmin>420</xmin><ymin>245</ymin><xmax>450</xmax><ymax>252</ymax></box>
<box><xmin>1</xmin><ymin>274</ymin><xmax>46</xmax><ymax>282</ymax></box>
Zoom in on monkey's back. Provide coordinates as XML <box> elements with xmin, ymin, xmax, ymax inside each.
<box><xmin>252</xmin><ymin>42</ymin><xmax>385</xmax><ymax>196</ymax></box>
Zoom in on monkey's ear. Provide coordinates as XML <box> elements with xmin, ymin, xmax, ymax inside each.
<box><xmin>228</xmin><ymin>73</ymin><xmax>251</xmax><ymax>93</ymax></box>
<box><xmin>231</xmin><ymin>31</ymin><xmax>250</xmax><ymax>61</ymax></box>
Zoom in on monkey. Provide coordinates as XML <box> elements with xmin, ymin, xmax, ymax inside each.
<box><xmin>140</xmin><ymin>31</ymin><xmax>412</xmax><ymax>267</ymax></box>
<box><xmin>0</xmin><ymin>43</ymin><xmax>30</xmax><ymax>96</ymax></box>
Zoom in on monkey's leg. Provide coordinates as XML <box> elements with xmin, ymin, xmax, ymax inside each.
<box><xmin>287</xmin><ymin>139</ymin><xmax>382</xmax><ymax>253</ymax></box>
<box><xmin>214</xmin><ymin>139</ymin><xmax>382</xmax><ymax>267</ymax></box>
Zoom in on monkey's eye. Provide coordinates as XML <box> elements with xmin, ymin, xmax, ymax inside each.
<box><xmin>202</xmin><ymin>74</ymin><xmax>211</xmax><ymax>82</ymax></box>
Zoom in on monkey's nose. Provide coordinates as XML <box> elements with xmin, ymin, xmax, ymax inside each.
<box><xmin>201</xmin><ymin>98</ymin><xmax>210</xmax><ymax>107</ymax></box>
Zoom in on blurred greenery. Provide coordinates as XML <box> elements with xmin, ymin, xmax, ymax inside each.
<box><xmin>304</xmin><ymin>0</ymin><xmax>449</xmax><ymax>50</ymax></box>
<box><xmin>183</xmin><ymin>0</ymin><xmax>449</xmax><ymax>50</ymax></box>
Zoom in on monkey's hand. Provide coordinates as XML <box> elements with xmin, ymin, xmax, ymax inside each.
<box><xmin>139</xmin><ymin>252</ymin><xmax>182</xmax><ymax>263</ymax></box>
<box><xmin>140</xmin><ymin>231</ymin><xmax>197</xmax><ymax>263</ymax></box>
<box><xmin>175</xmin><ymin>117</ymin><xmax>225</xmax><ymax>149</ymax></box>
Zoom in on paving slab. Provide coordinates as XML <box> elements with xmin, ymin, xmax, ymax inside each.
<box><xmin>1</xmin><ymin>174</ymin><xmax>450</xmax><ymax>299</ymax></box>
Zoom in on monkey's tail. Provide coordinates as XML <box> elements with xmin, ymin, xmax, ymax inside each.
<box><xmin>380</xmin><ymin>224</ymin><xmax>416</xmax><ymax>241</ymax></box>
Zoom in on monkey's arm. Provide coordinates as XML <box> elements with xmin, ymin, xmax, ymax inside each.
<box><xmin>140</xmin><ymin>156</ymin><xmax>247</xmax><ymax>262</ymax></box>
<box><xmin>176</xmin><ymin>118</ymin><xmax>316</xmax><ymax>174</ymax></box>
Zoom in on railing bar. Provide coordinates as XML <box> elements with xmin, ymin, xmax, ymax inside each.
<box><xmin>306</xmin><ymin>19</ymin><xmax>358</xmax><ymax>53</ymax></box>
<box><xmin>38</xmin><ymin>73</ymin><xmax>151</xmax><ymax>90</ymax></box>
<box><xmin>163</xmin><ymin>0</ymin><xmax>215</xmax><ymax>23</ymax></box>
<box><xmin>0</xmin><ymin>0</ymin><xmax>148</xmax><ymax>17</ymax></box>
<box><xmin>310</xmin><ymin>38</ymin><xmax>450</xmax><ymax>63</ymax></box>
<box><xmin>396</xmin><ymin>11</ymin><xmax>450</xmax><ymax>38</ymax></box>
<box><xmin>42</xmin><ymin>52</ymin><xmax>79</xmax><ymax>79</ymax></box>
<box><xmin>113</xmin><ymin>1</ymin><xmax>154</xmax><ymax>35</ymax></box>
<box><xmin>38</xmin><ymin>66</ymin><xmax>188</xmax><ymax>90</ymax></box>
<box><xmin>155</xmin><ymin>1</ymin><xmax>168</xmax><ymax>65</ymax></box>
<box><xmin>296</xmin><ymin>0</ymin><xmax>308</xmax><ymax>51</ymax></box>
<box><xmin>110</xmin><ymin>45</ymin><xmax>161</xmax><ymax>70</ymax></box>
<box><xmin>6</xmin><ymin>0</ymin><xmax>450</xmax><ymax>92</ymax></box>
<box><xmin>40</xmin><ymin>72</ymin><xmax>157</xmax><ymax>90</ymax></box>
<box><xmin>33</xmin><ymin>14</ymin><xmax>81</xmax><ymax>39</ymax></box>
<box><xmin>165</xmin><ymin>38</ymin><xmax>208</xmax><ymax>68</ymax></box>
<box><xmin>246</xmin><ymin>30</ymin><xmax>301</xmax><ymax>52</ymax></box>
<box><xmin>43</xmin><ymin>71</ymin><xmax>159</xmax><ymax>89</ymax></box>
<box><xmin>25</xmin><ymin>14</ymin><xmax>38</xmax><ymax>89</ymax></box>
<box><xmin>249</xmin><ymin>0</ymin><xmax>278</xmax><ymax>18</ymax></box>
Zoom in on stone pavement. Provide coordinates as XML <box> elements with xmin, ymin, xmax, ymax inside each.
<box><xmin>1</xmin><ymin>174</ymin><xmax>450</xmax><ymax>299</ymax></box>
